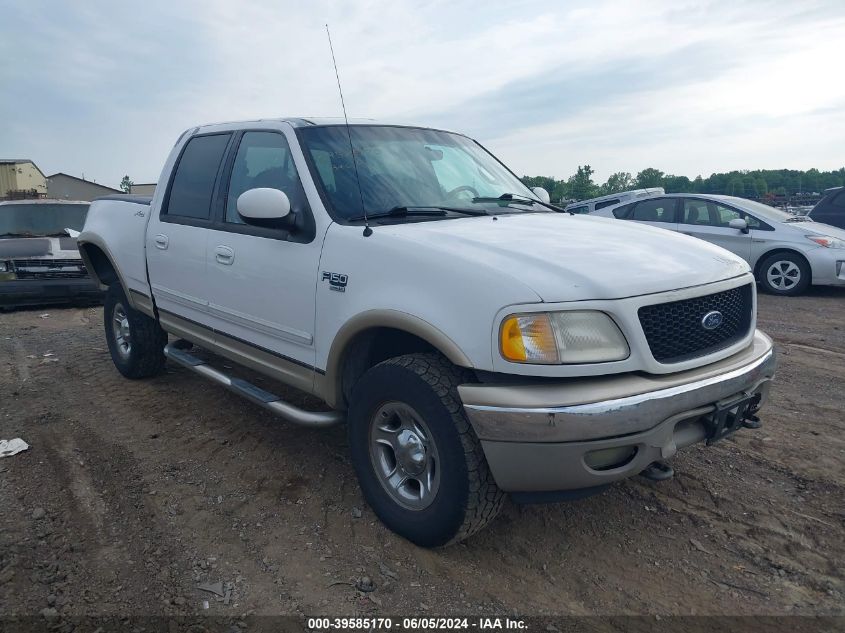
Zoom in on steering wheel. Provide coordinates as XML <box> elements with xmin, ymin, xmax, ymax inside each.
<box><xmin>445</xmin><ymin>185</ymin><xmax>479</xmax><ymax>200</ymax></box>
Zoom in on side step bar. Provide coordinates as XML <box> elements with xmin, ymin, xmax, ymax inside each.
<box><xmin>164</xmin><ymin>342</ymin><xmax>344</xmax><ymax>428</ymax></box>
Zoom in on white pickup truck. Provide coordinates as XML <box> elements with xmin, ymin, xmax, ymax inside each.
<box><xmin>79</xmin><ymin>118</ymin><xmax>777</xmax><ymax>546</ymax></box>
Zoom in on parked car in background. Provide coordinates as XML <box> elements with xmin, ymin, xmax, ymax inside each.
<box><xmin>564</xmin><ymin>188</ymin><xmax>664</xmax><ymax>215</ymax></box>
<box><xmin>808</xmin><ymin>186</ymin><xmax>845</xmax><ymax>230</ymax></box>
<box><xmin>0</xmin><ymin>199</ymin><xmax>103</xmax><ymax>309</ymax></box>
<box><xmin>592</xmin><ymin>193</ymin><xmax>845</xmax><ymax>296</ymax></box>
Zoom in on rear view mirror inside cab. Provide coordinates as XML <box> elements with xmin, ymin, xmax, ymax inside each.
<box><xmin>424</xmin><ymin>146</ymin><xmax>443</xmax><ymax>161</ymax></box>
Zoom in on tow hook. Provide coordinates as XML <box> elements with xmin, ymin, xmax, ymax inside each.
<box><xmin>640</xmin><ymin>460</ymin><xmax>674</xmax><ymax>482</ymax></box>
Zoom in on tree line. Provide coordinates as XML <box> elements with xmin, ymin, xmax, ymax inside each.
<box><xmin>522</xmin><ymin>166</ymin><xmax>845</xmax><ymax>203</ymax></box>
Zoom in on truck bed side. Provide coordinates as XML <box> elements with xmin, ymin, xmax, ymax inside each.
<box><xmin>78</xmin><ymin>195</ymin><xmax>154</xmax><ymax>312</ymax></box>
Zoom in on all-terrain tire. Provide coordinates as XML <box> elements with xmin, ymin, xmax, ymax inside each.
<box><xmin>758</xmin><ymin>251</ymin><xmax>811</xmax><ymax>296</ymax></box>
<box><xmin>347</xmin><ymin>353</ymin><xmax>504</xmax><ymax>547</ymax></box>
<box><xmin>104</xmin><ymin>284</ymin><xmax>167</xmax><ymax>379</ymax></box>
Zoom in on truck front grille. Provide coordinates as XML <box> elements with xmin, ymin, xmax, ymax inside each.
<box><xmin>12</xmin><ymin>259</ymin><xmax>89</xmax><ymax>280</ymax></box>
<box><xmin>638</xmin><ymin>284</ymin><xmax>753</xmax><ymax>363</ymax></box>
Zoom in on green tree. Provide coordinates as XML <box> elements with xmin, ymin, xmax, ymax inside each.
<box><xmin>521</xmin><ymin>166</ymin><xmax>845</xmax><ymax>202</ymax></box>
<box><xmin>743</xmin><ymin>178</ymin><xmax>758</xmax><ymax>198</ymax></box>
<box><xmin>120</xmin><ymin>175</ymin><xmax>133</xmax><ymax>193</ymax></box>
<box><xmin>568</xmin><ymin>165</ymin><xmax>597</xmax><ymax>201</ymax></box>
<box><xmin>635</xmin><ymin>168</ymin><xmax>665</xmax><ymax>188</ymax></box>
<box><xmin>727</xmin><ymin>177</ymin><xmax>744</xmax><ymax>196</ymax></box>
<box><xmin>552</xmin><ymin>180</ymin><xmax>570</xmax><ymax>203</ymax></box>
<box><xmin>663</xmin><ymin>175</ymin><xmax>692</xmax><ymax>193</ymax></box>
<box><xmin>601</xmin><ymin>172</ymin><xmax>634</xmax><ymax>194</ymax></box>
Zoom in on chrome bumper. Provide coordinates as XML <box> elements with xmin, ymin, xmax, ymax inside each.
<box><xmin>459</xmin><ymin>330</ymin><xmax>776</xmax><ymax>492</ymax></box>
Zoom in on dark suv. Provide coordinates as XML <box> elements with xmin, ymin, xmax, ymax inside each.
<box><xmin>809</xmin><ymin>187</ymin><xmax>845</xmax><ymax>229</ymax></box>
<box><xmin>1</xmin><ymin>199</ymin><xmax>103</xmax><ymax>308</ymax></box>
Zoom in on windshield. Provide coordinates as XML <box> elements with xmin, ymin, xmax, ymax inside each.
<box><xmin>298</xmin><ymin>125</ymin><xmax>540</xmax><ymax>220</ymax></box>
<box><xmin>0</xmin><ymin>203</ymin><xmax>89</xmax><ymax>236</ymax></box>
<box><xmin>729</xmin><ymin>198</ymin><xmax>794</xmax><ymax>223</ymax></box>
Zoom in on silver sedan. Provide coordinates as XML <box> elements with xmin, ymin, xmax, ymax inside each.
<box><xmin>591</xmin><ymin>193</ymin><xmax>845</xmax><ymax>296</ymax></box>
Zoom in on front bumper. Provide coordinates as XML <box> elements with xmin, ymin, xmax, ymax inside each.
<box><xmin>0</xmin><ymin>277</ymin><xmax>104</xmax><ymax>308</ymax></box>
<box><xmin>808</xmin><ymin>247</ymin><xmax>845</xmax><ymax>286</ymax></box>
<box><xmin>459</xmin><ymin>330</ymin><xmax>776</xmax><ymax>492</ymax></box>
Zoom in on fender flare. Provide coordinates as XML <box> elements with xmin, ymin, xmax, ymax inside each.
<box><xmin>77</xmin><ymin>233</ymin><xmax>151</xmax><ymax>313</ymax></box>
<box><xmin>320</xmin><ymin>309</ymin><xmax>474</xmax><ymax>408</ymax></box>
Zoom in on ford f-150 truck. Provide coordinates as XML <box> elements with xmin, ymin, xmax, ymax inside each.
<box><xmin>79</xmin><ymin>118</ymin><xmax>777</xmax><ymax>546</ymax></box>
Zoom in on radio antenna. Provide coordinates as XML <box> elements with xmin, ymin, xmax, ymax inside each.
<box><xmin>326</xmin><ymin>24</ymin><xmax>371</xmax><ymax>237</ymax></box>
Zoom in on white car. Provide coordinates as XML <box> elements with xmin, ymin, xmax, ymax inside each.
<box><xmin>591</xmin><ymin>193</ymin><xmax>845</xmax><ymax>296</ymax></box>
<box><xmin>78</xmin><ymin>119</ymin><xmax>776</xmax><ymax>546</ymax></box>
<box><xmin>563</xmin><ymin>188</ymin><xmax>664</xmax><ymax>215</ymax></box>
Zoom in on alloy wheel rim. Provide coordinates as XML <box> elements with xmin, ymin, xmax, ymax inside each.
<box><xmin>369</xmin><ymin>401</ymin><xmax>440</xmax><ymax>511</ymax></box>
<box><xmin>112</xmin><ymin>303</ymin><xmax>132</xmax><ymax>359</ymax></box>
<box><xmin>766</xmin><ymin>260</ymin><xmax>801</xmax><ymax>290</ymax></box>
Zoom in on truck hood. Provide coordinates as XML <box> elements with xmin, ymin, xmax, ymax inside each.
<box><xmin>382</xmin><ymin>213</ymin><xmax>749</xmax><ymax>302</ymax></box>
<box><xmin>0</xmin><ymin>236</ymin><xmax>81</xmax><ymax>258</ymax></box>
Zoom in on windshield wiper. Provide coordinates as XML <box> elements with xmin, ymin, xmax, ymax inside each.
<box><xmin>0</xmin><ymin>232</ymin><xmax>38</xmax><ymax>238</ymax></box>
<box><xmin>348</xmin><ymin>206</ymin><xmax>487</xmax><ymax>222</ymax></box>
<box><xmin>472</xmin><ymin>193</ymin><xmax>568</xmax><ymax>213</ymax></box>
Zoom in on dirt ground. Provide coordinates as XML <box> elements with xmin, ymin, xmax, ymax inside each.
<box><xmin>1</xmin><ymin>288</ymin><xmax>843</xmax><ymax>620</ymax></box>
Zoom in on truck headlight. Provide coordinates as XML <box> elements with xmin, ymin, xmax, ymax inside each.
<box><xmin>500</xmin><ymin>311</ymin><xmax>629</xmax><ymax>364</ymax></box>
<box><xmin>0</xmin><ymin>261</ymin><xmax>6</xmax><ymax>272</ymax></box>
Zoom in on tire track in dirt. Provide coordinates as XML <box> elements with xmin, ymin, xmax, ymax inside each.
<box><xmin>2</xmin><ymin>298</ymin><xmax>844</xmax><ymax>616</ymax></box>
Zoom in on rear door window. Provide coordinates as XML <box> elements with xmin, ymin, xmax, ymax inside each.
<box><xmin>164</xmin><ymin>134</ymin><xmax>231</xmax><ymax>220</ymax></box>
<box><xmin>594</xmin><ymin>198</ymin><xmax>620</xmax><ymax>210</ymax></box>
<box><xmin>683</xmin><ymin>198</ymin><xmax>764</xmax><ymax>229</ymax></box>
<box><xmin>630</xmin><ymin>198</ymin><xmax>676</xmax><ymax>222</ymax></box>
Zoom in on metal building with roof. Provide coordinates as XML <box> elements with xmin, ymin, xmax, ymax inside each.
<box><xmin>0</xmin><ymin>159</ymin><xmax>47</xmax><ymax>199</ymax></box>
<box><xmin>46</xmin><ymin>173</ymin><xmax>121</xmax><ymax>201</ymax></box>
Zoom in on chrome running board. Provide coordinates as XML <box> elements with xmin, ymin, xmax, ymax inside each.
<box><xmin>164</xmin><ymin>342</ymin><xmax>343</xmax><ymax>428</ymax></box>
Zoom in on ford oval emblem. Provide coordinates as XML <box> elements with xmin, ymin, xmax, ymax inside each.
<box><xmin>701</xmin><ymin>310</ymin><xmax>723</xmax><ymax>330</ymax></box>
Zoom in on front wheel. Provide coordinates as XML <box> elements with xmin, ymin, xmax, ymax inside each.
<box><xmin>758</xmin><ymin>252</ymin><xmax>810</xmax><ymax>296</ymax></box>
<box><xmin>104</xmin><ymin>284</ymin><xmax>168</xmax><ymax>378</ymax></box>
<box><xmin>347</xmin><ymin>354</ymin><xmax>504</xmax><ymax>547</ymax></box>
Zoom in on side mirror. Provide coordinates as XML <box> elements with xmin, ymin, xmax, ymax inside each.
<box><xmin>237</xmin><ymin>188</ymin><xmax>291</xmax><ymax>221</ymax></box>
<box><xmin>729</xmin><ymin>218</ymin><xmax>749</xmax><ymax>233</ymax></box>
<box><xmin>531</xmin><ymin>187</ymin><xmax>551</xmax><ymax>204</ymax></box>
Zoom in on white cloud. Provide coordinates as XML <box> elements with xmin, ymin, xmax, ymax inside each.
<box><xmin>0</xmin><ymin>0</ymin><xmax>843</xmax><ymax>187</ymax></box>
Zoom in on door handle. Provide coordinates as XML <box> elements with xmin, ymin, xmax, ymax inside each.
<box><xmin>215</xmin><ymin>245</ymin><xmax>235</xmax><ymax>265</ymax></box>
<box><xmin>154</xmin><ymin>234</ymin><xmax>169</xmax><ymax>249</ymax></box>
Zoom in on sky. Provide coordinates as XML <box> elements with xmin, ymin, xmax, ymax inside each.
<box><xmin>1</xmin><ymin>0</ymin><xmax>844</xmax><ymax>189</ymax></box>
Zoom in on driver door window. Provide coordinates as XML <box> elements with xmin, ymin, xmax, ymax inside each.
<box><xmin>225</xmin><ymin>131</ymin><xmax>310</xmax><ymax>225</ymax></box>
<box><xmin>680</xmin><ymin>198</ymin><xmax>752</xmax><ymax>261</ymax></box>
<box><xmin>682</xmin><ymin>200</ymin><xmax>761</xmax><ymax>229</ymax></box>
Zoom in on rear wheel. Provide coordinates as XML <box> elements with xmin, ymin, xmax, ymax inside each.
<box><xmin>347</xmin><ymin>353</ymin><xmax>504</xmax><ymax>547</ymax></box>
<box><xmin>104</xmin><ymin>284</ymin><xmax>167</xmax><ymax>378</ymax></box>
<box><xmin>758</xmin><ymin>252</ymin><xmax>810</xmax><ymax>296</ymax></box>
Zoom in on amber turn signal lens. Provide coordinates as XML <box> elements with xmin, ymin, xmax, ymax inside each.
<box><xmin>499</xmin><ymin>314</ymin><xmax>559</xmax><ymax>363</ymax></box>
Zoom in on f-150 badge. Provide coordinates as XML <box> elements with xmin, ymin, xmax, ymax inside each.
<box><xmin>322</xmin><ymin>271</ymin><xmax>348</xmax><ymax>292</ymax></box>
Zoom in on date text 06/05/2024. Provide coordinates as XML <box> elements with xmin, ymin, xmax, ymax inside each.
<box><xmin>307</xmin><ymin>617</ymin><xmax>527</xmax><ymax>630</ymax></box>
